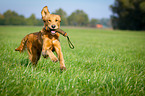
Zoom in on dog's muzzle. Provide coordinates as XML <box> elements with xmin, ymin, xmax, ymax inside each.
<box><xmin>44</xmin><ymin>26</ymin><xmax>57</xmax><ymax>35</ymax></box>
<box><xmin>50</xmin><ymin>25</ymin><xmax>57</xmax><ymax>35</ymax></box>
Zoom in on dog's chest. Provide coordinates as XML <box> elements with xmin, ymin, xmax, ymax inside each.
<box><xmin>52</xmin><ymin>40</ymin><xmax>58</xmax><ymax>44</ymax></box>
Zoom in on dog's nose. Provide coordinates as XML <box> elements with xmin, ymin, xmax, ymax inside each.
<box><xmin>51</xmin><ymin>25</ymin><xmax>56</xmax><ymax>29</ymax></box>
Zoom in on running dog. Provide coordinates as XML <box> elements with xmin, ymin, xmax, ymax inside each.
<box><xmin>15</xmin><ymin>6</ymin><xmax>66</xmax><ymax>70</ymax></box>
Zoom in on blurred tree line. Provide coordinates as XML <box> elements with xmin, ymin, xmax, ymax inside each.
<box><xmin>110</xmin><ymin>0</ymin><xmax>145</xmax><ymax>30</ymax></box>
<box><xmin>0</xmin><ymin>10</ymin><xmax>43</xmax><ymax>26</ymax></box>
<box><xmin>0</xmin><ymin>9</ymin><xmax>111</xmax><ymax>27</ymax></box>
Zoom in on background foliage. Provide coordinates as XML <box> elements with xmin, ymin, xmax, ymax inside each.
<box><xmin>0</xmin><ymin>9</ymin><xmax>111</xmax><ymax>27</ymax></box>
<box><xmin>110</xmin><ymin>0</ymin><xmax>145</xmax><ymax>30</ymax></box>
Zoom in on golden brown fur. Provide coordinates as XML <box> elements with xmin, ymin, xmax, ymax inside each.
<box><xmin>15</xmin><ymin>6</ymin><xmax>66</xmax><ymax>70</ymax></box>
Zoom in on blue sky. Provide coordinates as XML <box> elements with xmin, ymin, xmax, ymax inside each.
<box><xmin>0</xmin><ymin>0</ymin><xmax>115</xmax><ymax>19</ymax></box>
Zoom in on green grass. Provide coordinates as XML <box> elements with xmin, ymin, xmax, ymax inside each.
<box><xmin>0</xmin><ymin>26</ymin><xmax>145</xmax><ymax>96</ymax></box>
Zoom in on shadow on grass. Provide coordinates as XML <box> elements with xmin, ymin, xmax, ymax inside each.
<box><xmin>20</xmin><ymin>58</ymin><xmax>30</xmax><ymax>67</ymax></box>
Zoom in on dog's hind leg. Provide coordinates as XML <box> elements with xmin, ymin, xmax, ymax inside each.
<box><xmin>27</xmin><ymin>45</ymin><xmax>41</xmax><ymax>66</ymax></box>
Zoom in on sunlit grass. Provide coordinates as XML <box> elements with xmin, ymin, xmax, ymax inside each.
<box><xmin>0</xmin><ymin>26</ymin><xmax>145</xmax><ymax>95</ymax></box>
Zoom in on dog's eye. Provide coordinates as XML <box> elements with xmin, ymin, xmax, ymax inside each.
<box><xmin>56</xmin><ymin>20</ymin><xmax>58</xmax><ymax>22</ymax></box>
<box><xmin>48</xmin><ymin>20</ymin><xmax>51</xmax><ymax>22</ymax></box>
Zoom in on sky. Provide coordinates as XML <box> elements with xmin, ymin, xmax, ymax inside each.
<box><xmin>0</xmin><ymin>0</ymin><xmax>115</xmax><ymax>19</ymax></box>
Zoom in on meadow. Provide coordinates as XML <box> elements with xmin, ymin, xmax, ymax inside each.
<box><xmin>0</xmin><ymin>26</ymin><xmax>145</xmax><ymax>96</ymax></box>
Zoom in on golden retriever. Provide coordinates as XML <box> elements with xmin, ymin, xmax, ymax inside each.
<box><xmin>15</xmin><ymin>6</ymin><xmax>66</xmax><ymax>70</ymax></box>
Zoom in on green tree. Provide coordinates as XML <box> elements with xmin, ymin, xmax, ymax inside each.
<box><xmin>53</xmin><ymin>8</ymin><xmax>68</xmax><ymax>26</ymax></box>
<box><xmin>110</xmin><ymin>0</ymin><xmax>145</xmax><ymax>30</ymax></box>
<box><xmin>26</xmin><ymin>14</ymin><xmax>37</xmax><ymax>26</ymax></box>
<box><xmin>68</xmin><ymin>10</ymin><xmax>89</xmax><ymax>26</ymax></box>
<box><xmin>36</xmin><ymin>19</ymin><xmax>43</xmax><ymax>26</ymax></box>
<box><xmin>3</xmin><ymin>10</ymin><xmax>26</xmax><ymax>25</ymax></box>
<box><xmin>0</xmin><ymin>10</ymin><xmax>43</xmax><ymax>26</ymax></box>
<box><xmin>0</xmin><ymin>14</ymin><xmax>4</xmax><ymax>25</ymax></box>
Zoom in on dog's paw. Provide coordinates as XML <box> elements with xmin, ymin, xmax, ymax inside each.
<box><xmin>51</xmin><ymin>57</ymin><xmax>58</xmax><ymax>62</ymax></box>
<box><xmin>42</xmin><ymin>51</ymin><xmax>48</xmax><ymax>58</ymax></box>
<box><xmin>43</xmin><ymin>55</ymin><xmax>48</xmax><ymax>58</ymax></box>
<box><xmin>60</xmin><ymin>66</ymin><xmax>66</xmax><ymax>71</ymax></box>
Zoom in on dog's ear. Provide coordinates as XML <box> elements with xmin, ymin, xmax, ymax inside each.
<box><xmin>41</xmin><ymin>6</ymin><xmax>50</xmax><ymax>20</ymax></box>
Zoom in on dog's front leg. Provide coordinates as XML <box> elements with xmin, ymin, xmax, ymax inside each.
<box><xmin>42</xmin><ymin>38</ymin><xmax>58</xmax><ymax>62</ymax></box>
<box><xmin>47</xmin><ymin>49</ymin><xmax>58</xmax><ymax>62</ymax></box>
<box><xmin>53</xmin><ymin>40</ymin><xmax>66</xmax><ymax>70</ymax></box>
<box><xmin>42</xmin><ymin>49</ymin><xmax>58</xmax><ymax>62</ymax></box>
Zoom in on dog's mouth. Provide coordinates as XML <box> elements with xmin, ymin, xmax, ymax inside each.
<box><xmin>51</xmin><ymin>30</ymin><xmax>56</xmax><ymax>35</ymax></box>
<box><xmin>50</xmin><ymin>29</ymin><xmax>56</xmax><ymax>35</ymax></box>
<box><xmin>44</xmin><ymin>26</ymin><xmax>58</xmax><ymax>35</ymax></box>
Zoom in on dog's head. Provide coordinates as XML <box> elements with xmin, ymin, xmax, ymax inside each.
<box><xmin>41</xmin><ymin>6</ymin><xmax>61</xmax><ymax>35</ymax></box>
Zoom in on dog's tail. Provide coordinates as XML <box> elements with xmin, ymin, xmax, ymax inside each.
<box><xmin>15</xmin><ymin>35</ymin><xmax>28</xmax><ymax>53</ymax></box>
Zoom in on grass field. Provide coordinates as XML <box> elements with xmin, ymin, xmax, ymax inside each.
<box><xmin>0</xmin><ymin>26</ymin><xmax>145</xmax><ymax>96</ymax></box>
